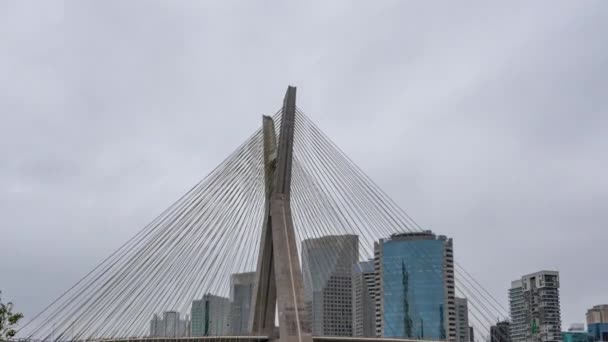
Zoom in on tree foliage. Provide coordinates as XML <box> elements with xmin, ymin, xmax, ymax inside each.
<box><xmin>0</xmin><ymin>291</ymin><xmax>24</xmax><ymax>342</ymax></box>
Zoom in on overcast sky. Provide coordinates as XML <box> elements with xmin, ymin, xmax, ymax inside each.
<box><xmin>1</xmin><ymin>0</ymin><xmax>607</xmax><ymax>336</ymax></box>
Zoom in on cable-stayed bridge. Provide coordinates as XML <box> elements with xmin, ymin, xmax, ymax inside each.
<box><xmin>17</xmin><ymin>87</ymin><xmax>509</xmax><ymax>342</ymax></box>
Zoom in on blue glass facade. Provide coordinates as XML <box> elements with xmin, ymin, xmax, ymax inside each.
<box><xmin>381</xmin><ymin>238</ymin><xmax>446</xmax><ymax>339</ymax></box>
<box><xmin>588</xmin><ymin>323</ymin><xmax>608</xmax><ymax>342</ymax></box>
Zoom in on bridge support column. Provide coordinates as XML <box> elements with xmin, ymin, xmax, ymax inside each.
<box><xmin>250</xmin><ymin>87</ymin><xmax>312</xmax><ymax>342</ymax></box>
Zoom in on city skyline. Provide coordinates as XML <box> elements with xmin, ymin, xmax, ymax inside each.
<box><xmin>140</xmin><ymin>231</ymin><xmax>601</xmax><ymax>342</ymax></box>
<box><xmin>1</xmin><ymin>1</ymin><xmax>607</xmax><ymax>339</ymax></box>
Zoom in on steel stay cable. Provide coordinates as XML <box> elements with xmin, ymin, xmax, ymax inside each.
<box><xmin>104</xmin><ymin>133</ymin><xmax>265</xmax><ymax>338</ymax></box>
<box><xmin>290</xmin><ymin>146</ymin><xmax>404</xmax><ymax>337</ymax></box>
<box><xmin>294</xmin><ymin>110</ymin><xmax>508</xmax><ymax>312</ymax></box>
<box><xmin>33</xmin><ymin>136</ymin><xmax>258</xmax><ymax>340</ymax></box>
<box><xmin>147</xmin><ymin>119</ymin><xmax>268</xmax><ymax>338</ymax></box>
<box><xmin>292</xmin><ymin>131</ymin><xmax>401</xmax><ymax>333</ymax></box>
<box><xmin>294</xmin><ymin>119</ymin><xmax>452</xmax><ymax>338</ymax></box>
<box><xmin>34</xmin><ymin>182</ymin><xmax>209</xmax><ymax>340</ymax></box>
<box><xmin>300</xmin><ymin>134</ymin><xmax>498</xmax><ymax>342</ymax></box>
<box><xmin>77</xmin><ymin>178</ymin><xmax>222</xmax><ymax>338</ymax></box>
<box><xmin>292</xmin><ymin>109</ymin><xmax>510</xmax><ymax>340</ymax></box>
<box><xmin>291</xmin><ymin>162</ymin><xmax>399</xmax><ymax>336</ymax></box>
<box><xmin>296</xmin><ymin>110</ymin><xmax>508</xmax><ymax>317</ymax></box>
<box><xmin>122</xmin><ymin>161</ymin><xmax>264</xmax><ymax>339</ymax></box>
<box><xmin>107</xmin><ymin>130</ymin><xmax>266</xmax><ymax>336</ymax></box>
<box><xmin>173</xmin><ymin>136</ymin><xmax>264</xmax><ymax>311</ymax></box>
<box><xmin>38</xmin><ymin>124</ymin><xmax>266</xmax><ymax>338</ymax></box>
<box><xmin>293</xmin><ymin>117</ymin><xmax>398</xmax><ymax>257</ymax></box>
<box><xmin>298</xmin><ymin>113</ymin><xmax>508</xmax><ymax>340</ymax></box>
<box><xmin>151</xmin><ymin>114</ymin><xmax>274</xmax><ymax>336</ymax></box>
<box><xmin>26</xmin><ymin>105</ymin><xmax>507</xmax><ymax>341</ymax></box>
<box><xmin>299</xmin><ymin>124</ymin><xmax>511</xmax><ymax>338</ymax></box>
<box><xmin>27</xmin><ymin>118</ymin><xmax>268</xmax><ymax>339</ymax></box>
<box><xmin>294</xmin><ymin>109</ymin><xmax>508</xmax><ymax>340</ymax></box>
<box><xmin>25</xmin><ymin>181</ymin><xmax>206</xmax><ymax>339</ymax></box>
<box><xmin>65</xmin><ymin>163</ymin><xmax>241</xmax><ymax>340</ymax></box>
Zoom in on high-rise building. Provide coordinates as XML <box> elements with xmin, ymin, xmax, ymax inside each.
<box><xmin>509</xmin><ymin>271</ymin><xmax>561</xmax><ymax>342</ymax></box>
<box><xmin>191</xmin><ymin>294</ymin><xmax>230</xmax><ymax>336</ymax></box>
<box><xmin>374</xmin><ymin>231</ymin><xmax>456</xmax><ymax>341</ymax></box>
<box><xmin>165</xmin><ymin>311</ymin><xmax>180</xmax><ymax>338</ymax></box>
<box><xmin>587</xmin><ymin>305</ymin><xmax>608</xmax><ymax>341</ymax></box>
<box><xmin>229</xmin><ymin>272</ymin><xmax>256</xmax><ymax>335</ymax></box>
<box><xmin>455</xmin><ymin>297</ymin><xmax>470</xmax><ymax>342</ymax></box>
<box><xmin>149</xmin><ymin>311</ymin><xmax>190</xmax><ymax>337</ymax></box>
<box><xmin>470</xmin><ymin>326</ymin><xmax>475</xmax><ymax>342</ymax></box>
<box><xmin>352</xmin><ymin>260</ymin><xmax>376</xmax><ymax>337</ymax></box>
<box><xmin>510</xmin><ymin>279</ymin><xmax>526</xmax><ymax>342</ymax></box>
<box><xmin>491</xmin><ymin>321</ymin><xmax>511</xmax><ymax>342</ymax></box>
<box><xmin>302</xmin><ymin>234</ymin><xmax>359</xmax><ymax>336</ymax></box>
<box><xmin>150</xmin><ymin>314</ymin><xmax>162</xmax><ymax>337</ymax></box>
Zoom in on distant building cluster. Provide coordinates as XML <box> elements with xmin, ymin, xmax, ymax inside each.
<box><xmin>301</xmin><ymin>231</ymin><xmax>462</xmax><ymax>341</ymax></box>
<box><xmin>150</xmin><ymin>272</ymin><xmax>255</xmax><ymax>338</ymax></box>
<box><xmin>148</xmin><ymin>230</ymin><xmax>469</xmax><ymax>341</ymax></box>
<box><xmin>150</xmin><ymin>311</ymin><xmax>190</xmax><ymax>338</ymax></box>
<box><xmin>147</xmin><ymin>231</ymin><xmax>605</xmax><ymax>342</ymax></box>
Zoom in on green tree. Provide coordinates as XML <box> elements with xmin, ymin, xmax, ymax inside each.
<box><xmin>0</xmin><ymin>291</ymin><xmax>24</xmax><ymax>342</ymax></box>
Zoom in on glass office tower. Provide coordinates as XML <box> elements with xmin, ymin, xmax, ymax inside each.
<box><xmin>191</xmin><ymin>294</ymin><xmax>230</xmax><ymax>336</ymax></box>
<box><xmin>374</xmin><ymin>231</ymin><xmax>455</xmax><ymax>341</ymax></box>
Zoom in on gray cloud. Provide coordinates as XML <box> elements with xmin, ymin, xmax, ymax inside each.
<box><xmin>1</xmin><ymin>0</ymin><xmax>606</xmax><ymax>336</ymax></box>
